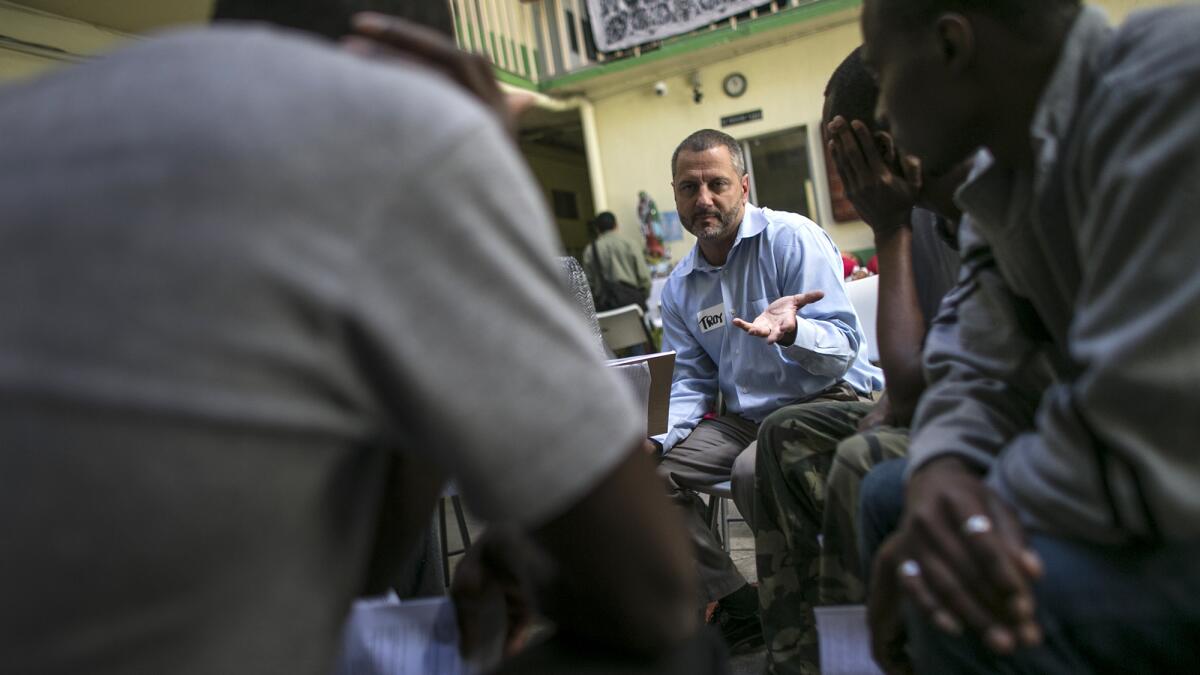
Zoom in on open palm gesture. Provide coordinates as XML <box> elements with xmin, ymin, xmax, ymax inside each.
<box><xmin>732</xmin><ymin>291</ymin><xmax>825</xmax><ymax>346</ymax></box>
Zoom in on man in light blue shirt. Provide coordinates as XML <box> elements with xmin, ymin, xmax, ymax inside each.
<box><xmin>654</xmin><ymin>129</ymin><xmax>881</xmax><ymax>651</ymax></box>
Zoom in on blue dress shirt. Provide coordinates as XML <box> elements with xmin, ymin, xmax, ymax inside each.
<box><xmin>658</xmin><ymin>204</ymin><xmax>883</xmax><ymax>451</ymax></box>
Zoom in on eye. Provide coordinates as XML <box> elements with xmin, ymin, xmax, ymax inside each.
<box><xmin>712</xmin><ymin>179</ymin><xmax>729</xmax><ymax>191</ymax></box>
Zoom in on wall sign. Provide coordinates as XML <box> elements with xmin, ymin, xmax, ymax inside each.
<box><xmin>587</xmin><ymin>0</ymin><xmax>765</xmax><ymax>52</ymax></box>
<box><xmin>720</xmin><ymin>109</ymin><xmax>763</xmax><ymax>128</ymax></box>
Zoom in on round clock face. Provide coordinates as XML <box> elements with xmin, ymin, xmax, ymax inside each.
<box><xmin>723</xmin><ymin>73</ymin><xmax>747</xmax><ymax>98</ymax></box>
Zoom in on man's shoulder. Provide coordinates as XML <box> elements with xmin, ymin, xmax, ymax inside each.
<box><xmin>1098</xmin><ymin>7</ymin><xmax>1200</xmax><ymax>96</ymax></box>
<box><xmin>757</xmin><ymin>207</ymin><xmax>833</xmax><ymax>251</ymax></box>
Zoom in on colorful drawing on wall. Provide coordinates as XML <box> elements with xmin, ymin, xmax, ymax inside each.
<box><xmin>637</xmin><ymin>191</ymin><xmax>667</xmax><ymax>259</ymax></box>
<box><xmin>661</xmin><ymin>210</ymin><xmax>684</xmax><ymax>242</ymax></box>
<box><xmin>586</xmin><ymin>0</ymin><xmax>764</xmax><ymax>52</ymax></box>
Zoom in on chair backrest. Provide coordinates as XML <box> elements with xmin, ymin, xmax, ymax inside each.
<box><xmin>596</xmin><ymin>304</ymin><xmax>653</xmax><ymax>353</ymax></box>
<box><xmin>555</xmin><ymin>256</ymin><xmax>610</xmax><ymax>357</ymax></box>
<box><xmin>845</xmin><ymin>275</ymin><xmax>879</xmax><ymax>363</ymax></box>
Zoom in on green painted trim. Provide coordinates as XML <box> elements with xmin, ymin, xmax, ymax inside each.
<box><xmin>494</xmin><ymin>67</ymin><xmax>539</xmax><ymax>91</ymax></box>
<box><xmin>521</xmin><ymin>45</ymin><xmax>532</xmax><ymax>79</ymax></box>
<box><xmin>540</xmin><ymin>0</ymin><xmax>861</xmax><ymax>90</ymax></box>
<box><xmin>500</xmin><ymin>35</ymin><xmax>510</xmax><ymax>69</ymax></box>
<box><xmin>489</xmin><ymin>31</ymin><xmax>499</xmax><ymax>65</ymax></box>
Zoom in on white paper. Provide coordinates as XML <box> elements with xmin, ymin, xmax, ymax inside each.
<box><xmin>333</xmin><ymin>596</ymin><xmax>476</xmax><ymax>675</ymax></box>
<box><xmin>814</xmin><ymin>605</ymin><xmax>885</xmax><ymax>675</ymax></box>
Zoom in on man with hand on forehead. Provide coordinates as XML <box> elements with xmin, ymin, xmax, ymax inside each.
<box><xmin>654</xmin><ymin>128</ymin><xmax>882</xmax><ymax>652</ymax></box>
<box><xmin>858</xmin><ymin>0</ymin><xmax>1200</xmax><ymax>671</ymax></box>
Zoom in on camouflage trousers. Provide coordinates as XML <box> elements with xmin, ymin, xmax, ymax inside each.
<box><xmin>754</xmin><ymin>400</ymin><xmax>910</xmax><ymax>675</ymax></box>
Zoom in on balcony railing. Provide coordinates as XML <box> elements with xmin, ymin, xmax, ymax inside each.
<box><xmin>449</xmin><ymin>0</ymin><xmax>853</xmax><ymax>89</ymax></box>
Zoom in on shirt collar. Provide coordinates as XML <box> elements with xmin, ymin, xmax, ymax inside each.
<box><xmin>957</xmin><ymin>7</ymin><xmax>1111</xmax><ymax>226</ymax></box>
<box><xmin>676</xmin><ymin>203</ymin><xmax>767</xmax><ymax>276</ymax></box>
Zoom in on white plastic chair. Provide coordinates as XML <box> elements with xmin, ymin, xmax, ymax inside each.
<box><xmin>845</xmin><ymin>276</ymin><xmax>880</xmax><ymax>364</ymax></box>
<box><xmin>596</xmin><ymin>304</ymin><xmax>656</xmax><ymax>353</ymax></box>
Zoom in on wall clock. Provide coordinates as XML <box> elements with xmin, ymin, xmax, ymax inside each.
<box><xmin>723</xmin><ymin>72</ymin><xmax>748</xmax><ymax>98</ymax></box>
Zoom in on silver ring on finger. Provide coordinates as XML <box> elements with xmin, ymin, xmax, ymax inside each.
<box><xmin>898</xmin><ymin>558</ymin><xmax>921</xmax><ymax>579</ymax></box>
<box><xmin>963</xmin><ymin>514</ymin><xmax>993</xmax><ymax>536</ymax></box>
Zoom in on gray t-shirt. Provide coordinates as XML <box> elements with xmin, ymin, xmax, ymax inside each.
<box><xmin>0</xmin><ymin>27</ymin><xmax>640</xmax><ymax>674</ymax></box>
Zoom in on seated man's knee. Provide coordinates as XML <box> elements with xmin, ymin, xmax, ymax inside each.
<box><xmin>832</xmin><ymin>434</ymin><xmax>875</xmax><ymax>475</ymax></box>
<box><xmin>757</xmin><ymin>401</ymin><xmax>842</xmax><ymax>464</ymax></box>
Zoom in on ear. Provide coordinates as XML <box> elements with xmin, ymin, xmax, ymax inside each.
<box><xmin>874</xmin><ymin>130</ymin><xmax>897</xmax><ymax>165</ymax></box>
<box><xmin>934</xmin><ymin>13</ymin><xmax>975</xmax><ymax>74</ymax></box>
<box><xmin>740</xmin><ymin>174</ymin><xmax>750</xmax><ymax>203</ymax></box>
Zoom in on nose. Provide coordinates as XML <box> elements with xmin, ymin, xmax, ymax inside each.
<box><xmin>696</xmin><ymin>184</ymin><xmax>715</xmax><ymax>208</ymax></box>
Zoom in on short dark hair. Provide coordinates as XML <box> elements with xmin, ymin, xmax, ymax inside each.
<box><xmin>211</xmin><ymin>0</ymin><xmax>454</xmax><ymax>41</ymax></box>
<box><xmin>823</xmin><ymin>47</ymin><xmax>881</xmax><ymax>131</ymax></box>
<box><xmin>671</xmin><ymin>129</ymin><xmax>746</xmax><ymax>178</ymax></box>
<box><xmin>878</xmin><ymin>0</ymin><xmax>1081</xmax><ymax>36</ymax></box>
<box><xmin>592</xmin><ymin>212</ymin><xmax>617</xmax><ymax>232</ymax></box>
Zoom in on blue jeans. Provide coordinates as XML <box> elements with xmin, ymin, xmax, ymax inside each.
<box><xmin>857</xmin><ymin>458</ymin><xmax>907</xmax><ymax>582</ymax></box>
<box><xmin>856</xmin><ymin>459</ymin><xmax>1200</xmax><ymax>673</ymax></box>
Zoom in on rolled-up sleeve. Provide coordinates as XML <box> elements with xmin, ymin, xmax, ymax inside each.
<box><xmin>775</xmin><ymin>226</ymin><xmax>859</xmax><ymax>379</ymax></box>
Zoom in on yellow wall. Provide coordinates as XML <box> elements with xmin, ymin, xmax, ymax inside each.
<box><xmin>0</xmin><ymin>3</ymin><xmax>130</xmax><ymax>82</ymax></box>
<box><xmin>587</xmin><ymin>0</ymin><xmax>1182</xmax><ymax>261</ymax></box>
<box><xmin>521</xmin><ymin>142</ymin><xmax>596</xmax><ymax>257</ymax></box>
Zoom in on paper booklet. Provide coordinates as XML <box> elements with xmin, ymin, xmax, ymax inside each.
<box><xmin>607</xmin><ymin>350</ymin><xmax>675</xmax><ymax>436</ymax></box>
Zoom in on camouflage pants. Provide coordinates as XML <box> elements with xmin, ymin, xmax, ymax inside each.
<box><xmin>754</xmin><ymin>400</ymin><xmax>910</xmax><ymax>675</ymax></box>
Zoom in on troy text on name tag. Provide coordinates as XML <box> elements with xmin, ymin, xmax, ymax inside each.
<box><xmin>697</xmin><ymin>303</ymin><xmax>726</xmax><ymax>333</ymax></box>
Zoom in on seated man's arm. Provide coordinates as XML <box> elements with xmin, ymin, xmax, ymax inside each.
<box><xmin>735</xmin><ymin>224</ymin><xmax>863</xmax><ymax>379</ymax></box>
<box><xmin>826</xmin><ymin>117</ymin><xmax>930</xmax><ymax>423</ymax></box>
<box><xmin>906</xmin><ymin>232</ymin><xmax>1052</xmax><ymax>475</ymax></box>
<box><xmin>872</xmin><ymin>233</ymin><xmax>1053</xmax><ymax>660</ymax></box>
<box><xmin>657</xmin><ymin>288</ymin><xmax>718</xmax><ymax>452</ymax></box>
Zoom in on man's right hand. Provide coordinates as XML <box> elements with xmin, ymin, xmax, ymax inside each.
<box><xmin>826</xmin><ymin>116</ymin><xmax>920</xmax><ymax>241</ymax></box>
<box><xmin>731</xmin><ymin>291</ymin><xmax>825</xmax><ymax>346</ymax></box>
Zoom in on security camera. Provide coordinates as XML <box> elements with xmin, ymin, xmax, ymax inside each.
<box><xmin>654</xmin><ymin>81</ymin><xmax>668</xmax><ymax>97</ymax></box>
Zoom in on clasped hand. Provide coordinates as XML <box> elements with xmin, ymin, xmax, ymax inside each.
<box><xmin>867</xmin><ymin>457</ymin><xmax>1044</xmax><ymax>674</ymax></box>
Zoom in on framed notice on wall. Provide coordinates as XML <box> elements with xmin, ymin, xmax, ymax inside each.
<box><xmin>824</xmin><ymin>142</ymin><xmax>861</xmax><ymax>223</ymax></box>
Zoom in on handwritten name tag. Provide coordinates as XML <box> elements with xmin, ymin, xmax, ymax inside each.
<box><xmin>697</xmin><ymin>303</ymin><xmax>726</xmax><ymax>334</ymax></box>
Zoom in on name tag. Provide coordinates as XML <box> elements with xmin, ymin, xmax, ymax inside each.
<box><xmin>696</xmin><ymin>303</ymin><xmax>726</xmax><ymax>333</ymax></box>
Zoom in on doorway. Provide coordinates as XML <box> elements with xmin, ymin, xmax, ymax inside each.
<box><xmin>739</xmin><ymin>125</ymin><xmax>816</xmax><ymax>220</ymax></box>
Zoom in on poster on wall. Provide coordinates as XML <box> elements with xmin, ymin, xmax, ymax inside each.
<box><xmin>586</xmin><ymin>0</ymin><xmax>765</xmax><ymax>52</ymax></box>
<box><xmin>661</xmin><ymin>211</ymin><xmax>684</xmax><ymax>241</ymax></box>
